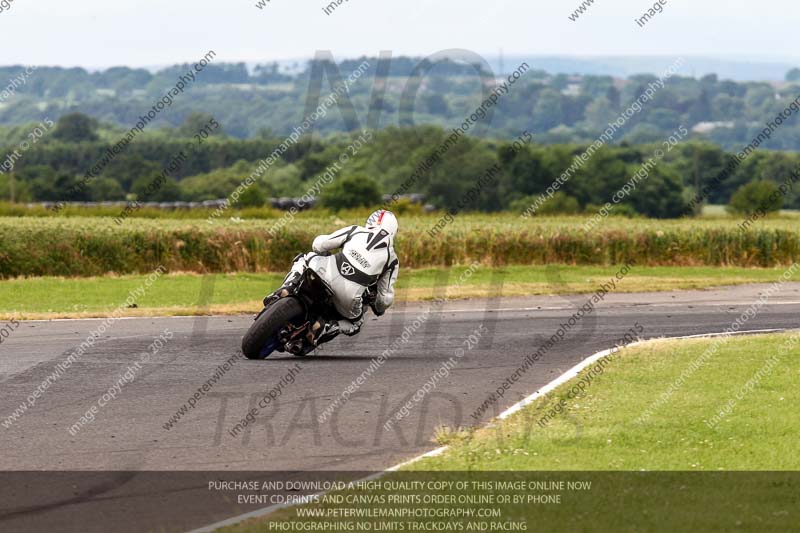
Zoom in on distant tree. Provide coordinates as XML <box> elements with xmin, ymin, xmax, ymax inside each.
<box><xmin>499</xmin><ymin>145</ymin><xmax>550</xmax><ymax>197</ymax></box>
<box><xmin>629</xmin><ymin>167</ymin><xmax>687</xmax><ymax>218</ymax></box>
<box><xmin>371</xmin><ymin>96</ymin><xmax>395</xmax><ymax>113</ymax></box>
<box><xmin>605</xmin><ymin>85</ymin><xmax>621</xmax><ymax>107</ymax></box>
<box><xmin>583</xmin><ymin>96</ymin><xmax>618</xmax><ymax>130</ymax></box>
<box><xmin>88</xmin><ymin>177</ymin><xmax>125</xmax><ymax>201</ymax></box>
<box><xmin>532</xmin><ymin>89</ymin><xmax>565</xmax><ymax>131</ymax></box>
<box><xmin>252</xmin><ymin>62</ymin><xmax>291</xmax><ymax>83</ymax></box>
<box><xmin>687</xmin><ymin>88</ymin><xmax>713</xmax><ymax>123</ymax></box>
<box><xmin>712</xmin><ymin>94</ymin><xmax>744</xmax><ymax>119</ymax></box>
<box><xmin>754</xmin><ymin>151</ymin><xmax>796</xmax><ymax>184</ymax></box>
<box><xmin>727</xmin><ymin>181</ymin><xmax>783</xmax><ymax>215</ymax></box>
<box><xmin>744</xmin><ymin>85</ymin><xmax>777</xmax><ymax>119</ymax></box>
<box><xmin>103</xmin><ymin>155</ymin><xmax>161</xmax><ymax>192</ymax></box>
<box><xmin>131</xmin><ymin>174</ymin><xmax>181</xmax><ymax>202</ymax></box>
<box><xmin>540</xmin><ymin>192</ymin><xmax>581</xmax><ymax>215</ymax></box>
<box><xmin>572</xmin><ymin>149</ymin><xmax>630</xmax><ymax>206</ymax></box>
<box><xmin>550</xmin><ymin>74</ymin><xmax>571</xmax><ymax>91</ymax></box>
<box><xmin>238</xmin><ymin>185</ymin><xmax>267</xmax><ymax>207</ymax></box>
<box><xmin>700</xmin><ymin>73</ymin><xmax>719</xmax><ymax>85</ymax></box>
<box><xmin>422</xmin><ymin>93</ymin><xmax>450</xmax><ymax>115</ymax></box>
<box><xmin>422</xmin><ymin>137</ymin><xmax>500</xmax><ymax>211</ymax></box>
<box><xmin>786</xmin><ymin>68</ymin><xmax>800</xmax><ymax>82</ymax></box>
<box><xmin>300</xmin><ymin>153</ymin><xmax>331</xmax><ymax>180</ymax></box>
<box><xmin>579</xmin><ymin>76</ymin><xmax>615</xmax><ymax>99</ymax></box>
<box><xmin>53</xmin><ymin>113</ymin><xmax>98</xmax><ymax>142</ymax></box>
<box><xmin>257</xmin><ymin>127</ymin><xmax>275</xmax><ymax>139</ymax></box>
<box><xmin>641</xmin><ymin>108</ymin><xmax>683</xmax><ymax>132</ymax></box>
<box><xmin>0</xmin><ymin>173</ymin><xmax>31</xmax><ymax>202</ymax></box>
<box><xmin>30</xmin><ymin>173</ymin><xmax>91</xmax><ymax>201</ymax></box>
<box><xmin>179</xmin><ymin>160</ymin><xmax>275</xmax><ymax>201</ymax></box>
<box><xmin>717</xmin><ymin>80</ymin><xmax>747</xmax><ymax>97</ymax></box>
<box><xmin>623</xmin><ymin>123</ymin><xmax>665</xmax><ymax>144</ymax></box>
<box><xmin>320</xmin><ymin>175</ymin><xmax>381</xmax><ymax>211</ymax></box>
<box><xmin>96</xmin><ymin>67</ymin><xmax>152</xmax><ymax>94</ymax></box>
<box><xmin>179</xmin><ymin>112</ymin><xmax>222</xmax><ymax>137</ymax></box>
<box><xmin>12</xmin><ymin>164</ymin><xmax>55</xmax><ymax>184</ymax></box>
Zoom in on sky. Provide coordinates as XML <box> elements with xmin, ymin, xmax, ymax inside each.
<box><xmin>0</xmin><ymin>0</ymin><xmax>796</xmax><ymax>68</ymax></box>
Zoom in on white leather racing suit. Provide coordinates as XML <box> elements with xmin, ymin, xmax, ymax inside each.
<box><xmin>288</xmin><ymin>225</ymin><xmax>399</xmax><ymax>324</ymax></box>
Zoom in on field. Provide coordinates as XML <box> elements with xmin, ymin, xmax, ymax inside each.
<box><xmin>3</xmin><ymin>213</ymin><xmax>800</xmax><ymax>279</ymax></box>
<box><xmin>218</xmin><ymin>332</ymin><xmax>800</xmax><ymax>533</ymax></box>
<box><xmin>0</xmin><ymin>264</ymin><xmax>794</xmax><ymax>319</ymax></box>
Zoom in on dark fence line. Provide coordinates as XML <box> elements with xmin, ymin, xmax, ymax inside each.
<box><xmin>24</xmin><ymin>194</ymin><xmax>427</xmax><ymax>212</ymax></box>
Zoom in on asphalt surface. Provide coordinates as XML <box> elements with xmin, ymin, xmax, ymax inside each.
<box><xmin>1</xmin><ymin>283</ymin><xmax>799</xmax><ymax>532</ymax></box>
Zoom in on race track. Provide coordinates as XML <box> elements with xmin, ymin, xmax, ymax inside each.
<box><xmin>1</xmin><ymin>283</ymin><xmax>799</xmax><ymax>532</ymax></box>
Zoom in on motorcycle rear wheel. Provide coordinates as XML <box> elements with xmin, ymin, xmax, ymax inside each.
<box><xmin>242</xmin><ymin>297</ymin><xmax>304</xmax><ymax>360</ymax></box>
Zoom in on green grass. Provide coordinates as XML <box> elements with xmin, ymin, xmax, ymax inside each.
<box><xmin>214</xmin><ymin>333</ymin><xmax>800</xmax><ymax>533</ymax></box>
<box><xmin>0</xmin><ymin>272</ymin><xmax>283</xmax><ymax>317</ymax></box>
<box><xmin>0</xmin><ymin>265</ymin><xmax>793</xmax><ymax>319</ymax></box>
<box><xmin>411</xmin><ymin>332</ymin><xmax>800</xmax><ymax>471</ymax></box>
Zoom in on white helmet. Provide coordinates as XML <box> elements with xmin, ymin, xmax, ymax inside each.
<box><xmin>366</xmin><ymin>209</ymin><xmax>398</xmax><ymax>237</ymax></box>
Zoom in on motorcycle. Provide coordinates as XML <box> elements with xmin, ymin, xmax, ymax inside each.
<box><xmin>241</xmin><ymin>258</ymin><xmax>375</xmax><ymax>359</ymax></box>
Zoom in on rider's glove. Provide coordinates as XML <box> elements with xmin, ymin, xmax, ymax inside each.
<box><xmin>363</xmin><ymin>286</ymin><xmax>384</xmax><ymax>316</ymax></box>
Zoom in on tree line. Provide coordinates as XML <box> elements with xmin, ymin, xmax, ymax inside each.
<box><xmin>1</xmin><ymin>112</ymin><xmax>798</xmax><ymax>217</ymax></box>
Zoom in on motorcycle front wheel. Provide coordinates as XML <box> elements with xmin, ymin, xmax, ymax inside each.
<box><xmin>241</xmin><ymin>297</ymin><xmax>304</xmax><ymax>360</ymax></box>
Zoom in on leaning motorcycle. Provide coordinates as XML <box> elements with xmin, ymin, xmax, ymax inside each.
<box><xmin>241</xmin><ymin>258</ymin><xmax>373</xmax><ymax>359</ymax></box>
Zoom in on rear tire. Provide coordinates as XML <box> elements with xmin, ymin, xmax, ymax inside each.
<box><xmin>242</xmin><ymin>298</ymin><xmax>304</xmax><ymax>360</ymax></box>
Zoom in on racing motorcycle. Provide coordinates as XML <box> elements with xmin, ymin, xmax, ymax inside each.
<box><xmin>241</xmin><ymin>257</ymin><xmax>375</xmax><ymax>359</ymax></box>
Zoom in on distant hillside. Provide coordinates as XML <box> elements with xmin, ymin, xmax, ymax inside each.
<box><xmin>491</xmin><ymin>55</ymin><xmax>800</xmax><ymax>82</ymax></box>
<box><xmin>3</xmin><ymin>56</ymin><xmax>800</xmax><ymax>151</ymax></box>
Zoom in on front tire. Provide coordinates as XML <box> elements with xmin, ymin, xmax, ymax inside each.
<box><xmin>242</xmin><ymin>298</ymin><xmax>304</xmax><ymax>359</ymax></box>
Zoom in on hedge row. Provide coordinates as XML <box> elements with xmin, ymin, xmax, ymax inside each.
<box><xmin>2</xmin><ymin>217</ymin><xmax>799</xmax><ymax>278</ymax></box>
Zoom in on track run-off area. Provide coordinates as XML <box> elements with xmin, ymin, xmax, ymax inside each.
<box><xmin>2</xmin><ymin>282</ymin><xmax>800</xmax><ymax>532</ymax></box>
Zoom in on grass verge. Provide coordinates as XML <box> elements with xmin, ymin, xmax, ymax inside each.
<box><xmin>411</xmin><ymin>331</ymin><xmax>800</xmax><ymax>471</ymax></box>
<box><xmin>0</xmin><ymin>265</ymin><xmax>795</xmax><ymax>319</ymax></box>
<box><xmin>214</xmin><ymin>332</ymin><xmax>800</xmax><ymax>533</ymax></box>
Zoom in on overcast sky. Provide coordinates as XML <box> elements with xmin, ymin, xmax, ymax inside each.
<box><xmin>0</xmin><ymin>0</ymin><xmax>796</xmax><ymax>68</ymax></box>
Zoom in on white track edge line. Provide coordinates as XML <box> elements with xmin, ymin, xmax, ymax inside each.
<box><xmin>187</xmin><ymin>327</ymin><xmax>788</xmax><ymax>533</ymax></box>
<box><xmin>496</xmin><ymin>328</ymin><xmax>783</xmax><ymax>420</ymax></box>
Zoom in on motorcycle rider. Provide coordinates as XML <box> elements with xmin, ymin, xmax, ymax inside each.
<box><xmin>271</xmin><ymin>209</ymin><xmax>399</xmax><ymax>346</ymax></box>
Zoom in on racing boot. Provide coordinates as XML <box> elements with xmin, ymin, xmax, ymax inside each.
<box><xmin>307</xmin><ymin>318</ymin><xmax>341</xmax><ymax>347</ymax></box>
<box><xmin>338</xmin><ymin>316</ymin><xmax>364</xmax><ymax>337</ymax></box>
<box><xmin>263</xmin><ymin>271</ymin><xmax>302</xmax><ymax>307</ymax></box>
